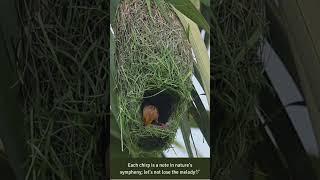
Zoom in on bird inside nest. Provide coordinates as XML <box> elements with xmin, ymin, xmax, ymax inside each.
<box><xmin>143</xmin><ymin>105</ymin><xmax>167</xmax><ymax>128</ymax></box>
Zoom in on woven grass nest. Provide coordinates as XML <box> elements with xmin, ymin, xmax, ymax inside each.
<box><xmin>114</xmin><ymin>0</ymin><xmax>193</xmax><ymax>157</ymax></box>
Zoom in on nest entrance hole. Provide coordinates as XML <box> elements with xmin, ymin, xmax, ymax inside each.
<box><xmin>141</xmin><ymin>89</ymin><xmax>179</xmax><ymax>125</ymax></box>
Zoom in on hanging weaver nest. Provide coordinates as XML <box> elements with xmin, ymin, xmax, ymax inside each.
<box><xmin>16</xmin><ymin>0</ymin><xmax>108</xmax><ymax>179</ymax></box>
<box><xmin>114</xmin><ymin>0</ymin><xmax>193</xmax><ymax>157</ymax></box>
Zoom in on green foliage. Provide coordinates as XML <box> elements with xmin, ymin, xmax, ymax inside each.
<box><xmin>190</xmin><ymin>89</ymin><xmax>210</xmax><ymax>145</ymax></box>
<box><xmin>267</xmin><ymin>0</ymin><xmax>320</xmax><ymax>156</ymax></box>
<box><xmin>165</xmin><ymin>0</ymin><xmax>209</xmax><ymax>32</ymax></box>
<box><xmin>199</xmin><ymin>0</ymin><xmax>210</xmax><ymax>7</ymax></box>
<box><xmin>180</xmin><ymin>115</ymin><xmax>194</xmax><ymax>157</ymax></box>
<box><xmin>17</xmin><ymin>0</ymin><xmax>108</xmax><ymax>179</ymax></box>
<box><xmin>211</xmin><ymin>0</ymin><xmax>267</xmax><ymax>178</ymax></box>
<box><xmin>172</xmin><ymin>0</ymin><xmax>210</xmax><ymax>150</ymax></box>
<box><xmin>174</xmin><ymin>6</ymin><xmax>210</xmax><ymax>103</ymax></box>
<box><xmin>111</xmin><ymin>0</ymin><xmax>121</xmax><ymax>26</ymax></box>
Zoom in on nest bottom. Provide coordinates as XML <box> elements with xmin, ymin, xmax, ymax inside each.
<box><xmin>137</xmin><ymin>136</ymin><xmax>170</xmax><ymax>151</ymax></box>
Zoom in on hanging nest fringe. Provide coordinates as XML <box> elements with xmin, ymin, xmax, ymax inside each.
<box><xmin>114</xmin><ymin>0</ymin><xmax>193</xmax><ymax>157</ymax></box>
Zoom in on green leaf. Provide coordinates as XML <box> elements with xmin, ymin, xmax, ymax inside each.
<box><xmin>110</xmin><ymin>0</ymin><xmax>121</xmax><ymax>27</ymax></box>
<box><xmin>186</xmin><ymin>24</ymin><xmax>190</xmax><ymax>39</ymax></box>
<box><xmin>110</xmin><ymin>30</ymin><xmax>118</xmax><ymax>117</ymax></box>
<box><xmin>174</xmin><ymin>7</ymin><xmax>210</xmax><ymax>104</ymax></box>
<box><xmin>110</xmin><ymin>113</ymin><xmax>121</xmax><ymax>140</ymax></box>
<box><xmin>165</xmin><ymin>0</ymin><xmax>209</xmax><ymax>32</ymax></box>
<box><xmin>235</xmin><ymin>27</ymin><xmax>262</xmax><ymax>62</ymax></box>
<box><xmin>193</xmin><ymin>64</ymin><xmax>204</xmax><ymax>91</ymax></box>
<box><xmin>199</xmin><ymin>0</ymin><xmax>210</xmax><ymax>7</ymax></box>
<box><xmin>286</xmin><ymin>101</ymin><xmax>306</xmax><ymax>107</ymax></box>
<box><xmin>145</xmin><ymin>0</ymin><xmax>152</xmax><ymax>17</ymax></box>
<box><xmin>189</xmin><ymin>0</ymin><xmax>200</xmax><ymax>10</ymax></box>
<box><xmin>110</xmin><ymin>27</ymin><xmax>124</xmax><ymax>151</ymax></box>
<box><xmin>267</xmin><ymin>0</ymin><xmax>320</xmax><ymax>150</ymax></box>
<box><xmin>190</xmin><ymin>89</ymin><xmax>210</xmax><ymax>145</ymax></box>
<box><xmin>180</xmin><ymin>115</ymin><xmax>193</xmax><ymax>158</ymax></box>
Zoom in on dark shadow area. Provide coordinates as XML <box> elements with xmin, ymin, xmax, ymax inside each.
<box><xmin>137</xmin><ymin>89</ymin><xmax>179</xmax><ymax>151</ymax></box>
<box><xmin>140</xmin><ymin>89</ymin><xmax>179</xmax><ymax>124</ymax></box>
<box><xmin>137</xmin><ymin>136</ymin><xmax>169</xmax><ymax>152</ymax></box>
<box><xmin>256</xmin><ymin>75</ymin><xmax>317</xmax><ymax>180</ymax></box>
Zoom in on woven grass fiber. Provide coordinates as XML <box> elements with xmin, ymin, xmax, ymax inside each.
<box><xmin>211</xmin><ymin>0</ymin><xmax>267</xmax><ymax>179</ymax></box>
<box><xmin>16</xmin><ymin>0</ymin><xmax>108</xmax><ymax>179</ymax></box>
<box><xmin>114</xmin><ymin>0</ymin><xmax>193</xmax><ymax>157</ymax></box>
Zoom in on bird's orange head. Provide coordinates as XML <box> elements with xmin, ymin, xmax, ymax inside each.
<box><xmin>143</xmin><ymin>105</ymin><xmax>159</xmax><ymax>126</ymax></box>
